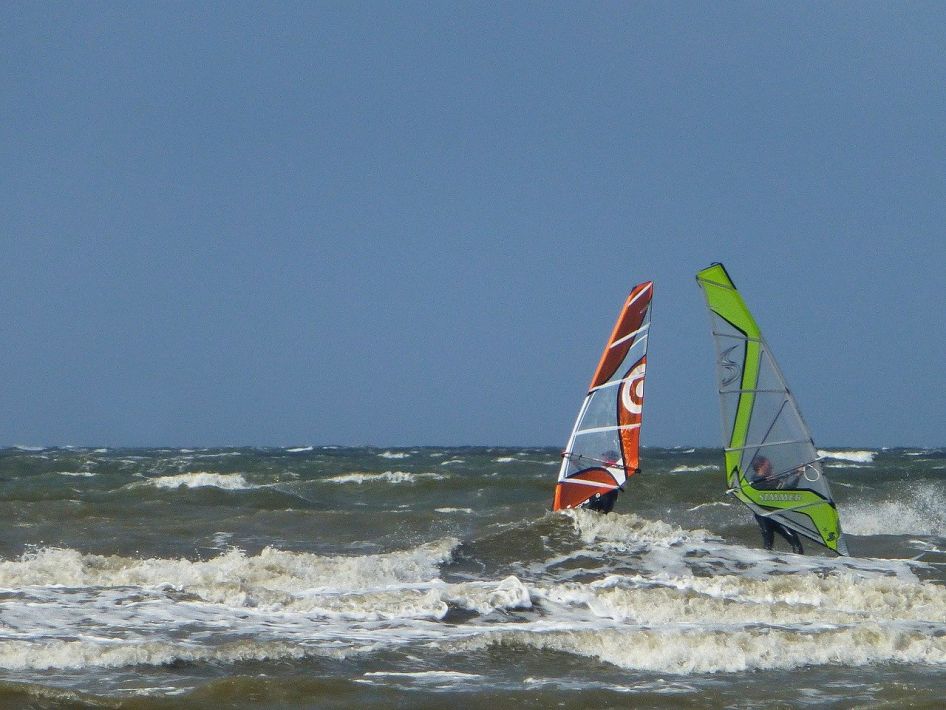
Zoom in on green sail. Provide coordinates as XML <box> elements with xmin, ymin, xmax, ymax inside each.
<box><xmin>696</xmin><ymin>263</ymin><xmax>848</xmax><ymax>556</ymax></box>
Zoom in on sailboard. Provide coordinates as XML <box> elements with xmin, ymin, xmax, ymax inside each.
<box><xmin>552</xmin><ymin>281</ymin><xmax>653</xmax><ymax>513</ymax></box>
<box><xmin>696</xmin><ymin>263</ymin><xmax>848</xmax><ymax>555</ymax></box>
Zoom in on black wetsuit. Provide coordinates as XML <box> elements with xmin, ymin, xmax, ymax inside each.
<box><xmin>584</xmin><ymin>489</ymin><xmax>618</xmax><ymax>514</ymax></box>
<box><xmin>753</xmin><ymin>513</ymin><xmax>803</xmax><ymax>554</ymax></box>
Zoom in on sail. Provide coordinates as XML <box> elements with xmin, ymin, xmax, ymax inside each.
<box><xmin>552</xmin><ymin>281</ymin><xmax>653</xmax><ymax>512</ymax></box>
<box><xmin>696</xmin><ymin>263</ymin><xmax>848</xmax><ymax>555</ymax></box>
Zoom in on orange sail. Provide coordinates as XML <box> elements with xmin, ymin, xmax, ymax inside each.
<box><xmin>552</xmin><ymin>282</ymin><xmax>653</xmax><ymax>513</ymax></box>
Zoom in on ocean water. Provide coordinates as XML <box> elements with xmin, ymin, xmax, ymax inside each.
<box><xmin>0</xmin><ymin>445</ymin><xmax>944</xmax><ymax>708</ymax></box>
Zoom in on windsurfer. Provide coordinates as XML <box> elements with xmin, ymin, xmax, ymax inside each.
<box><xmin>749</xmin><ymin>456</ymin><xmax>804</xmax><ymax>554</ymax></box>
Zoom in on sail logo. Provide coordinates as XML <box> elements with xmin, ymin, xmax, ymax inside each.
<box><xmin>621</xmin><ymin>362</ymin><xmax>646</xmax><ymax>415</ymax></box>
<box><xmin>759</xmin><ymin>493</ymin><xmax>802</xmax><ymax>502</ymax></box>
<box><xmin>720</xmin><ymin>345</ymin><xmax>740</xmax><ymax>387</ymax></box>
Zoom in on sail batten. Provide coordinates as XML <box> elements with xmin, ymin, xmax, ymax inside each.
<box><xmin>611</xmin><ymin>325</ymin><xmax>649</xmax><ymax>348</ymax></box>
<box><xmin>575</xmin><ymin>423</ymin><xmax>642</xmax><ymax>436</ymax></box>
<box><xmin>724</xmin><ymin>438</ymin><xmax>813</xmax><ymax>452</ymax></box>
<box><xmin>552</xmin><ymin>281</ymin><xmax>653</xmax><ymax>513</ymax></box>
<box><xmin>696</xmin><ymin>263</ymin><xmax>848</xmax><ymax>556</ymax></box>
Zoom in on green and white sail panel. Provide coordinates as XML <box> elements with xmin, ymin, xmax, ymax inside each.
<box><xmin>696</xmin><ymin>263</ymin><xmax>848</xmax><ymax>555</ymax></box>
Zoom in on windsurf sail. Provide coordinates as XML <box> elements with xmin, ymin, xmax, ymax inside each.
<box><xmin>552</xmin><ymin>281</ymin><xmax>653</xmax><ymax>513</ymax></box>
<box><xmin>696</xmin><ymin>263</ymin><xmax>848</xmax><ymax>555</ymax></box>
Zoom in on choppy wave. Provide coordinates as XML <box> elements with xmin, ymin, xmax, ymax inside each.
<box><xmin>670</xmin><ymin>464</ymin><xmax>717</xmax><ymax>473</ymax></box>
<box><xmin>1</xmin><ymin>445</ymin><xmax>944</xmax><ymax>703</ymax></box>
<box><xmin>378</xmin><ymin>451</ymin><xmax>411</xmax><ymax>459</ymax></box>
<box><xmin>817</xmin><ymin>449</ymin><xmax>877</xmax><ymax>463</ymax></box>
<box><xmin>0</xmin><ymin>539</ymin><xmax>459</xmax><ymax>600</ymax></box>
<box><xmin>564</xmin><ymin>509</ymin><xmax>717</xmax><ymax>549</ymax></box>
<box><xmin>461</xmin><ymin>623</ymin><xmax>946</xmax><ymax>674</ymax></box>
<box><xmin>322</xmin><ymin>471</ymin><xmax>445</xmax><ymax>485</ymax></box>
<box><xmin>137</xmin><ymin>472</ymin><xmax>254</xmax><ymax>490</ymax></box>
<box><xmin>842</xmin><ymin>482</ymin><xmax>946</xmax><ymax>536</ymax></box>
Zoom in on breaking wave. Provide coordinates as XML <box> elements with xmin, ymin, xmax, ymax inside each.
<box><xmin>817</xmin><ymin>449</ymin><xmax>877</xmax><ymax>463</ymax></box>
<box><xmin>322</xmin><ymin>471</ymin><xmax>445</xmax><ymax>485</ymax></box>
<box><xmin>137</xmin><ymin>472</ymin><xmax>254</xmax><ymax>490</ymax></box>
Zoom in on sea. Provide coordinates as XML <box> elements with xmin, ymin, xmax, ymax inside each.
<box><xmin>0</xmin><ymin>445</ymin><xmax>944</xmax><ymax>709</ymax></box>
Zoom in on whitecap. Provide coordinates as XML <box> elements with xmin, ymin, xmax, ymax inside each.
<box><xmin>139</xmin><ymin>472</ymin><xmax>253</xmax><ymax>490</ymax></box>
<box><xmin>323</xmin><ymin>471</ymin><xmax>445</xmax><ymax>485</ymax></box>
<box><xmin>817</xmin><ymin>449</ymin><xmax>876</xmax><ymax>463</ymax></box>
<box><xmin>670</xmin><ymin>464</ymin><xmax>717</xmax><ymax>473</ymax></box>
<box><xmin>378</xmin><ymin>451</ymin><xmax>411</xmax><ymax>459</ymax></box>
<box><xmin>842</xmin><ymin>482</ymin><xmax>946</xmax><ymax>536</ymax></box>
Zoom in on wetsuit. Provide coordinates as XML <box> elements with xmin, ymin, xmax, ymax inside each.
<box><xmin>753</xmin><ymin>513</ymin><xmax>803</xmax><ymax>554</ymax></box>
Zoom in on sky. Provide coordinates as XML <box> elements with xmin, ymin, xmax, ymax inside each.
<box><xmin>2</xmin><ymin>2</ymin><xmax>944</xmax><ymax>448</ymax></box>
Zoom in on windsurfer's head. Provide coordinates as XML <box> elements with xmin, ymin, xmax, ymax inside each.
<box><xmin>751</xmin><ymin>455</ymin><xmax>772</xmax><ymax>475</ymax></box>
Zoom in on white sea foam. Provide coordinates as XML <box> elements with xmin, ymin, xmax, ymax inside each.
<box><xmin>670</xmin><ymin>464</ymin><xmax>717</xmax><ymax>473</ymax></box>
<box><xmin>0</xmin><ymin>639</ymin><xmax>311</xmax><ymax>671</ymax></box>
<box><xmin>0</xmin><ymin>539</ymin><xmax>460</xmax><ymax>601</ymax></box>
<box><xmin>0</xmin><ymin>537</ymin><xmax>942</xmax><ymax>676</ymax></box>
<box><xmin>285</xmin><ymin>446</ymin><xmax>313</xmax><ymax>453</ymax></box>
<box><xmin>440</xmin><ymin>459</ymin><xmax>465</xmax><ymax>466</ymax></box>
<box><xmin>138</xmin><ymin>472</ymin><xmax>254</xmax><ymax>490</ymax></box>
<box><xmin>842</xmin><ymin>482</ymin><xmax>946</xmax><ymax>536</ymax></box>
<box><xmin>56</xmin><ymin>471</ymin><xmax>97</xmax><ymax>478</ymax></box>
<box><xmin>462</xmin><ymin>623</ymin><xmax>946</xmax><ymax>674</ymax></box>
<box><xmin>817</xmin><ymin>449</ymin><xmax>876</xmax><ymax>463</ymax></box>
<box><xmin>435</xmin><ymin>508</ymin><xmax>474</xmax><ymax>514</ymax></box>
<box><xmin>378</xmin><ymin>451</ymin><xmax>411</xmax><ymax>459</ymax></box>
<box><xmin>363</xmin><ymin>671</ymin><xmax>484</xmax><ymax>679</ymax></box>
<box><xmin>686</xmin><ymin>501</ymin><xmax>734</xmax><ymax>512</ymax></box>
<box><xmin>494</xmin><ymin>457</ymin><xmax>517</xmax><ymax>463</ymax></box>
<box><xmin>323</xmin><ymin>471</ymin><xmax>445</xmax><ymax>485</ymax></box>
<box><xmin>564</xmin><ymin>509</ymin><xmax>717</xmax><ymax>549</ymax></box>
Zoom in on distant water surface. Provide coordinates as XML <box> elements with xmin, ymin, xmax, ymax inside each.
<box><xmin>0</xmin><ymin>446</ymin><xmax>944</xmax><ymax>708</ymax></box>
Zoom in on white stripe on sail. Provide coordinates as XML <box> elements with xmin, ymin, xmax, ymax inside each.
<box><xmin>589</xmin><ymin>368</ymin><xmax>646</xmax><ymax>393</ymax></box>
<box><xmin>627</xmin><ymin>283</ymin><xmax>653</xmax><ymax>307</ymax></box>
<box><xmin>561</xmin><ymin>478</ymin><xmax>620</xmax><ymax>489</ymax></box>
<box><xmin>575</xmin><ymin>423</ymin><xmax>641</xmax><ymax>436</ymax></box>
<box><xmin>610</xmin><ymin>325</ymin><xmax>649</xmax><ymax>350</ymax></box>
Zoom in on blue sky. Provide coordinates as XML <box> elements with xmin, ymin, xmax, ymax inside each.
<box><xmin>2</xmin><ymin>2</ymin><xmax>944</xmax><ymax>447</ymax></box>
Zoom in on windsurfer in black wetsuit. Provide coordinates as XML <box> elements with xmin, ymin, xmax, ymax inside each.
<box><xmin>584</xmin><ymin>450</ymin><xmax>622</xmax><ymax>513</ymax></box>
<box><xmin>749</xmin><ymin>455</ymin><xmax>804</xmax><ymax>554</ymax></box>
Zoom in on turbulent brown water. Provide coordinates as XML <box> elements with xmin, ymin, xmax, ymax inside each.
<box><xmin>0</xmin><ymin>445</ymin><xmax>944</xmax><ymax>708</ymax></box>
